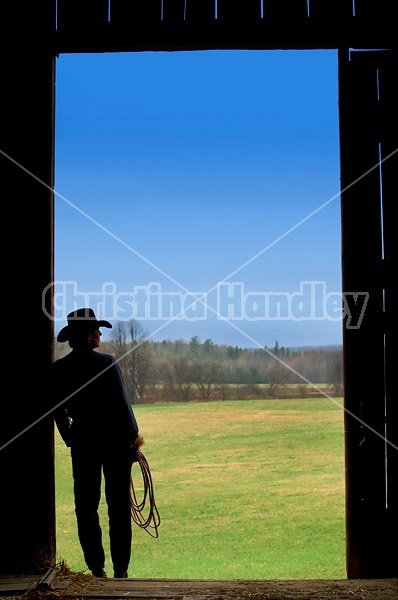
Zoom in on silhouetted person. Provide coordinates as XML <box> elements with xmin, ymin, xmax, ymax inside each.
<box><xmin>51</xmin><ymin>308</ymin><xmax>140</xmax><ymax>579</ymax></box>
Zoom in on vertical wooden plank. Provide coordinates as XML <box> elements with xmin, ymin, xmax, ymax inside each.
<box><xmin>43</xmin><ymin>0</ymin><xmax>58</xmax><ymax>32</ymax></box>
<box><xmin>217</xmin><ymin>0</ymin><xmax>262</xmax><ymax>23</ymax></box>
<box><xmin>110</xmin><ymin>0</ymin><xmax>162</xmax><ymax>28</ymax></box>
<box><xmin>264</xmin><ymin>0</ymin><xmax>308</xmax><ymax>21</ymax></box>
<box><xmin>162</xmin><ymin>0</ymin><xmax>186</xmax><ymax>22</ymax></box>
<box><xmin>57</xmin><ymin>0</ymin><xmax>109</xmax><ymax>33</ymax></box>
<box><xmin>346</xmin><ymin>51</ymin><xmax>386</xmax><ymax>525</ymax></box>
<box><xmin>1</xmin><ymin>41</ymin><xmax>56</xmax><ymax>573</ymax></box>
<box><xmin>338</xmin><ymin>48</ymin><xmax>392</xmax><ymax>578</ymax></box>
<box><xmin>1</xmin><ymin>0</ymin><xmax>56</xmax><ymax>574</ymax></box>
<box><xmin>8</xmin><ymin>0</ymin><xmax>56</xmax><ymax>33</ymax></box>
<box><xmin>354</xmin><ymin>0</ymin><xmax>396</xmax><ymax>19</ymax></box>
<box><xmin>309</xmin><ymin>0</ymin><xmax>352</xmax><ymax>20</ymax></box>
<box><xmin>185</xmin><ymin>0</ymin><xmax>216</xmax><ymax>23</ymax></box>
<box><xmin>377</xmin><ymin>51</ymin><xmax>398</xmax><ymax>570</ymax></box>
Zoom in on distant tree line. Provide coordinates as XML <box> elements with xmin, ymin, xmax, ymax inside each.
<box><xmin>55</xmin><ymin>320</ymin><xmax>343</xmax><ymax>403</ymax></box>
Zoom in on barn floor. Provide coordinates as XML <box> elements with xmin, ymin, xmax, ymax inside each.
<box><xmin>1</xmin><ymin>571</ymin><xmax>397</xmax><ymax>600</ymax></box>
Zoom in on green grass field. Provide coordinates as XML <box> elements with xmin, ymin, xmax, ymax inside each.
<box><xmin>55</xmin><ymin>397</ymin><xmax>346</xmax><ymax>580</ymax></box>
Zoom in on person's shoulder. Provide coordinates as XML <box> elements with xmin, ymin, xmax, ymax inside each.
<box><xmin>93</xmin><ymin>351</ymin><xmax>117</xmax><ymax>365</ymax></box>
<box><xmin>51</xmin><ymin>353</ymin><xmax>70</xmax><ymax>369</ymax></box>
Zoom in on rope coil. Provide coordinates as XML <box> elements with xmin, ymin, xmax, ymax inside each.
<box><xmin>130</xmin><ymin>448</ymin><xmax>161</xmax><ymax>538</ymax></box>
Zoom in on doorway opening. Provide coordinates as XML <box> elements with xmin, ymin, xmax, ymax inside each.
<box><xmin>54</xmin><ymin>48</ymin><xmax>345</xmax><ymax>579</ymax></box>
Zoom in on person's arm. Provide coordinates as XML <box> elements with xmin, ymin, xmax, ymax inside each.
<box><xmin>106</xmin><ymin>355</ymin><xmax>140</xmax><ymax>442</ymax></box>
<box><xmin>113</xmin><ymin>360</ymin><xmax>140</xmax><ymax>440</ymax></box>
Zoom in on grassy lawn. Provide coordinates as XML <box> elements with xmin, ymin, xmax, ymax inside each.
<box><xmin>55</xmin><ymin>397</ymin><xmax>346</xmax><ymax>580</ymax></box>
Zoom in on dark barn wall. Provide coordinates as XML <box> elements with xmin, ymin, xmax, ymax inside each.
<box><xmin>1</xmin><ymin>65</ymin><xmax>55</xmax><ymax>580</ymax></box>
<box><xmin>1</xmin><ymin>1</ymin><xmax>56</xmax><ymax>572</ymax></box>
<box><xmin>0</xmin><ymin>0</ymin><xmax>396</xmax><ymax>578</ymax></box>
<box><xmin>338</xmin><ymin>48</ymin><xmax>398</xmax><ymax>578</ymax></box>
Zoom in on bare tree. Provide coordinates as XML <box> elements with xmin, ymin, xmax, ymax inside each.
<box><xmin>191</xmin><ymin>359</ymin><xmax>224</xmax><ymax>400</ymax></box>
<box><xmin>170</xmin><ymin>358</ymin><xmax>194</xmax><ymax>401</ymax></box>
<box><xmin>110</xmin><ymin>320</ymin><xmax>153</xmax><ymax>403</ymax></box>
<box><xmin>108</xmin><ymin>321</ymin><xmax>129</xmax><ymax>387</ymax></box>
<box><xmin>266</xmin><ymin>360</ymin><xmax>289</xmax><ymax>397</ymax></box>
<box><xmin>326</xmin><ymin>350</ymin><xmax>344</xmax><ymax>397</ymax></box>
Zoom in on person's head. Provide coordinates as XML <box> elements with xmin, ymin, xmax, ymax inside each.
<box><xmin>57</xmin><ymin>308</ymin><xmax>112</xmax><ymax>348</ymax></box>
<box><xmin>87</xmin><ymin>327</ymin><xmax>102</xmax><ymax>349</ymax></box>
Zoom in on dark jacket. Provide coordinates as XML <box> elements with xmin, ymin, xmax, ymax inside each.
<box><xmin>51</xmin><ymin>346</ymin><xmax>139</xmax><ymax>449</ymax></box>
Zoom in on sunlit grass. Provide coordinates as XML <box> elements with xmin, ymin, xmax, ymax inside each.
<box><xmin>55</xmin><ymin>398</ymin><xmax>346</xmax><ymax>579</ymax></box>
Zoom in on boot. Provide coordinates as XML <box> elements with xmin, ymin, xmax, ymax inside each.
<box><xmin>91</xmin><ymin>568</ymin><xmax>108</xmax><ymax>578</ymax></box>
<box><xmin>114</xmin><ymin>569</ymin><xmax>128</xmax><ymax>578</ymax></box>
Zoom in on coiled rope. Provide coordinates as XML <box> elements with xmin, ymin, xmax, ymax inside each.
<box><xmin>129</xmin><ymin>440</ymin><xmax>161</xmax><ymax>538</ymax></box>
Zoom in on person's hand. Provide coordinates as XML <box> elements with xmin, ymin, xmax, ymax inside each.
<box><xmin>130</xmin><ymin>435</ymin><xmax>145</xmax><ymax>462</ymax></box>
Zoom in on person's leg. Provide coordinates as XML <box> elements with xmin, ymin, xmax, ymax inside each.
<box><xmin>71</xmin><ymin>445</ymin><xmax>106</xmax><ymax>576</ymax></box>
<box><xmin>103</xmin><ymin>449</ymin><xmax>132</xmax><ymax>577</ymax></box>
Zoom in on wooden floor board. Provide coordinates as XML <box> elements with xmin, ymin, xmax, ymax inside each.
<box><xmin>1</xmin><ymin>576</ymin><xmax>397</xmax><ymax>599</ymax></box>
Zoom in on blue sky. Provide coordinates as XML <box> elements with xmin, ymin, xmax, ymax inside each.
<box><xmin>54</xmin><ymin>49</ymin><xmax>342</xmax><ymax>349</ymax></box>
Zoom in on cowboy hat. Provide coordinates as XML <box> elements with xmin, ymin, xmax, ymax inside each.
<box><xmin>57</xmin><ymin>307</ymin><xmax>112</xmax><ymax>342</ymax></box>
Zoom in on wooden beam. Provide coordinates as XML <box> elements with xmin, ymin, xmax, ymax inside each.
<box><xmin>377</xmin><ymin>50</ymin><xmax>398</xmax><ymax>567</ymax></box>
<box><xmin>338</xmin><ymin>48</ymin><xmax>397</xmax><ymax>578</ymax></box>
<box><xmin>0</xmin><ymin>3</ymin><xmax>56</xmax><ymax>571</ymax></box>
<box><xmin>53</xmin><ymin>10</ymin><xmax>397</xmax><ymax>53</ymax></box>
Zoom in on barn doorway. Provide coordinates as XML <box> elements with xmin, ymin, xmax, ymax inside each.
<box><xmin>54</xmin><ymin>49</ymin><xmax>346</xmax><ymax>579</ymax></box>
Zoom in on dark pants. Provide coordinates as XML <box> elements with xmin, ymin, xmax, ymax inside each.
<box><xmin>71</xmin><ymin>444</ymin><xmax>132</xmax><ymax>574</ymax></box>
